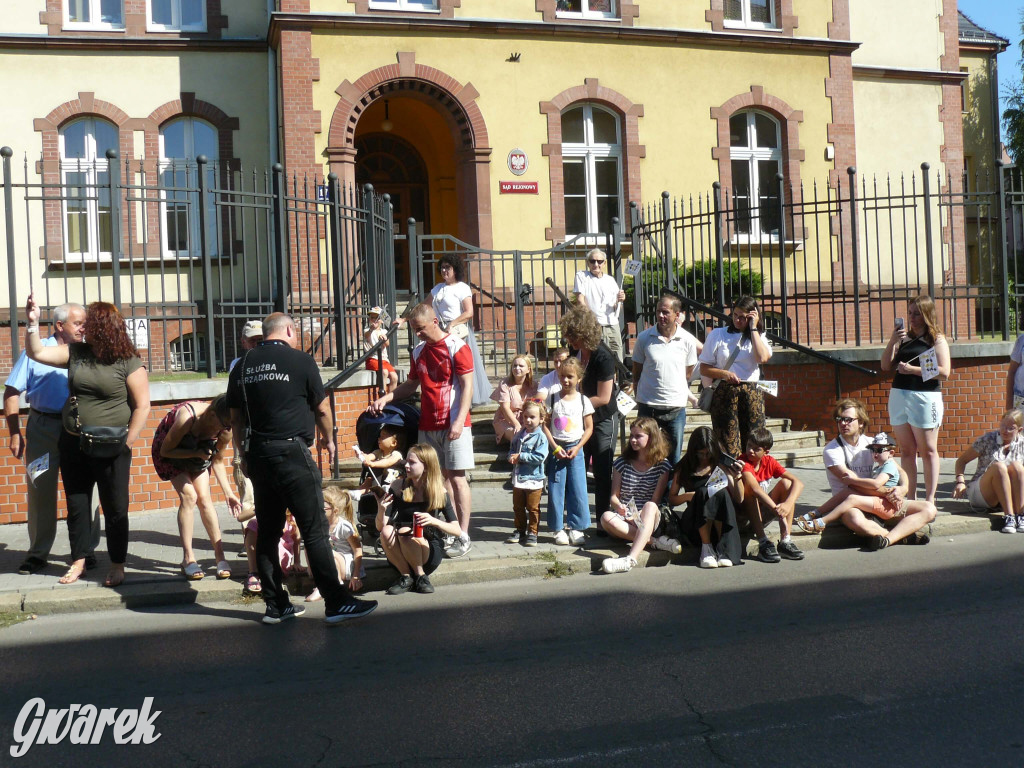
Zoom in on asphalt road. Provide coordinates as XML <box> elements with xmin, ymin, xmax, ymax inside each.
<box><xmin>2</xmin><ymin>532</ymin><xmax>1024</xmax><ymax>767</ymax></box>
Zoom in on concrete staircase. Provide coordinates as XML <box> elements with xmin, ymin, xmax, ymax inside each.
<box><xmin>334</xmin><ymin>396</ymin><xmax>825</xmax><ymax>489</ymax></box>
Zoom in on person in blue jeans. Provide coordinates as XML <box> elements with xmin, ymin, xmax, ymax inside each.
<box><xmin>543</xmin><ymin>358</ymin><xmax>594</xmax><ymax>546</ymax></box>
<box><xmin>632</xmin><ymin>292</ymin><xmax>700</xmax><ymax>466</ymax></box>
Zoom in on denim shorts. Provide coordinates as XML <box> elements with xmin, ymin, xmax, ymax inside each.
<box><xmin>888</xmin><ymin>388</ymin><xmax>943</xmax><ymax>429</ymax></box>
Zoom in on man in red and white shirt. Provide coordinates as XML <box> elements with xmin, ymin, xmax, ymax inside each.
<box><xmin>370</xmin><ymin>304</ymin><xmax>475</xmax><ymax>557</ymax></box>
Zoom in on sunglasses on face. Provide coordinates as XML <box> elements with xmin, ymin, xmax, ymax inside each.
<box><xmin>834</xmin><ymin>416</ymin><xmax>857</xmax><ymax>424</ymax></box>
<box><xmin>588</xmin><ymin>259</ymin><xmax>604</xmax><ymax>265</ymax></box>
<box><xmin>869</xmin><ymin>445</ymin><xmax>891</xmax><ymax>453</ymax></box>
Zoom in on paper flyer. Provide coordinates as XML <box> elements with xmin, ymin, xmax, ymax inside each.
<box><xmin>706</xmin><ymin>466</ymin><xmax>728</xmax><ymax>497</ymax></box>
<box><xmin>615</xmin><ymin>389</ymin><xmax>637</xmax><ymax>417</ymax></box>
<box><xmin>27</xmin><ymin>453</ymin><xmax>49</xmax><ymax>487</ymax></box>
<box><xmin>919</xmin><ymin>348</ymin><xmax>940</xmax><ymax>382</ymax></box>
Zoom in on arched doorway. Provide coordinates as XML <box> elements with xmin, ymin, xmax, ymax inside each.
<box><xmin>356</xmin><ymin>133</ymin><xmax>430</xmax><ymax>291</ymax></box>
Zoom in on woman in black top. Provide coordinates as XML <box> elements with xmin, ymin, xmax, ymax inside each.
<box><xmin>560</xmin><ymin>307</ymin><xmax>617</xmax><ymax>534</ymax></box>
<box><xmin>881</xmin><ymin>295</ymin><xmax>950</xmax><ymax>504</ymax></box>
<box><xmin>375</xmin><ymin>443</ymin><xmax>462</xmax><ymax>595</ymax></box>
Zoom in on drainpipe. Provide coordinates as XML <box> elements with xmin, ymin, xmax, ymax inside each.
<box><xmin>267</xmin><ymin>0</ymin><xmax>279</xmax><ymax>167</ymax></box>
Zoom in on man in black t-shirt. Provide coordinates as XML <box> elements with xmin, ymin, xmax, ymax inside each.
<box><xmin>227</xmin><ymin>313</ymin><xmax>377</xmax><ymax>626</ymax></box>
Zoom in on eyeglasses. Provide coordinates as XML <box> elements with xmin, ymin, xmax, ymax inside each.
<box><xmin>869</xmin><ymin>445</ymin><xmax>891</xmax><ymax>453</ymax></box>
<box><xmin>588</xmin><ymin>259</ymin><xmax>604</xmax><ymax>265</ymax></box>
<box><xmin>834</xmin><ymin>416</ymin><xmax>857</xmax><ymax>424</ymax></box>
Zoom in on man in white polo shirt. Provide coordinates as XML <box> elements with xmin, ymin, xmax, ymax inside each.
<box><xmin>573</xmin><ymin>248</ymin><xmax>625</xmax><ymax>362</ymax></box>
<box><xmin>632</xmin><ymin>292</ymin><xmax>700</xmax><ymax>465</ymax></box>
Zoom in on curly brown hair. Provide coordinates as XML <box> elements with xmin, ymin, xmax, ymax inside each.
<box><xmin>559</xmin><ymin>306</ymin><xmax>602</xmax><ymax>351</ymax></box>
<box><xmin>84</xmin><ymin>302</ymin><xmax>138</xmax><ymax>364</ymax></box>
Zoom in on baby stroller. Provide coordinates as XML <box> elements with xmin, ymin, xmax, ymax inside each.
<box><xmin>354</xmin><ymin>402</ymin><xmax>420</xmax><ymax>556</ymax></box>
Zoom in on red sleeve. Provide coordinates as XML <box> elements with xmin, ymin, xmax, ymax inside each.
<box><xmin>768</xmin><ymin>455</ymin><xmax>786</xmax><ymax>479</ymax></box>
<box><xmin>452</xmin><ymin>340</ymin><xmax>473</xmax><ymax>377</ymax></box>
<box><xmin>742</xmin><ymin>462</ymin><xmax>756</xmax><ymax>475</ymax></box>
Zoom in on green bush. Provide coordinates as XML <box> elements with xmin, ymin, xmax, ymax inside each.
<box><xmin>623</xmin><ymin>258</ymin><xmax>763</xmax><ymax>321</ymax></box>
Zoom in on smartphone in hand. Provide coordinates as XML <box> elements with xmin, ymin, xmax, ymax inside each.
<box><xmin>895</xmin><ymin>317</ymin><xmax>904</xmax><ymax>331</ymax></box>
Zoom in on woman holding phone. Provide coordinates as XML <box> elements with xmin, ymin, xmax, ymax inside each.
<box><xmin>882</xmin><ymin>295</ymin><xmax>950</xmax><ymax>504</ymax></box>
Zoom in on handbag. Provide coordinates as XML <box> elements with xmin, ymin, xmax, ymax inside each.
<box><xmin>66</xmin><ymin>355</ymin><xmax>129</xmax><ymax>458</ymax></box>
<box><xmin>696</xmin><ymin>341</ymin><xmax>742</xmax><ymax>413</ymax></box>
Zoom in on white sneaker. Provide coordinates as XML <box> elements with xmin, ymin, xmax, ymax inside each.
<box><xmin>699</xmin><ymin>544</ymin><xmax>719</xmax><ymax>569</ymax></box>
<box><xmin>567</xmin><ymin>529</ymin><xmax>586</xmax><ymax>546</ymax></box>
<box><xmin>1016</xmin><ymin>515</ymin><xmax>1024</xmax><ymax>533</ymax></box>
<box><xmin>446</xmin><ymin>537</ymin><xmax>472</xmax><ymax>558</ymax></box>
<box><xmin>716</xmin><ymin>548</ymin><xmax>733</xmax><ymax>567</ymax></box>
<box><xmin>602</xmin><ymin>555</ymin><xmax>636</xmax><ymax>574</ymax></box>
<box><xmin>651</xmin><ymin>535</ymin><xmax>682</xmax><ymax>554</ymax></box>
<box><xmin>1002</xmin><ymin>514</ymin><xmax>1017</xmax><ymax>534</ymax></box>
<box><xmin>553</xmin><ymin>530</ymin><xmax>570</xmax><ymax>546</ymax></box>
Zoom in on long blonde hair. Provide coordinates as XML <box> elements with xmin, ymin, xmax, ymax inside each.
<box><xmin>506</xmin><ymin>354</ymin><xmax>535</xmax><ymax>392</ymax></box>
<box><xmin>402</xmin><ymin>443</ymin><xmax>447</xmax><ymax>512</ymax></box>
<box><xmin>322</xmin><ymin>485</ymin><xmax>356</xmax><ymax>529</ymax></box>
<box><xmin>909</xmin><ymin>294</ymin><xmax>943</xmax><ymax>345</ymax></box>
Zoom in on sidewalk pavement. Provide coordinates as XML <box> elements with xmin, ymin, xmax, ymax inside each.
<box><xmin>0</xmin><ymin>458</ymin><xmax>998</xmax><ymax>616</ymax></box>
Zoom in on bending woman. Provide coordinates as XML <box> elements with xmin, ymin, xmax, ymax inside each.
<box><xmin>152</xmin><ymin>394</ymin><xmax>241</xmax><ymax>580</ymax></box>
<box><xmin>952</xmin><ymin>410</ymin><xmax>1024</xmax><ymax>534</ymax></box>
<box><xmin>24</xmin><ymin>293</ymin><xmax>150</xmax><ymax>587</ymax></box>
<box><xmin>881</xmin><ymin>294</ymin><xmax>950</xmax><ymax>503</ymax></box>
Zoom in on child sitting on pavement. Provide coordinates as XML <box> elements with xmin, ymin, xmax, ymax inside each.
<box><xmin>306</xmin><ymin>485</ymin><xmax>364</xmax><ymax>602</ymax></box>
<box><xmin>740</xmin><ymin>427</ymin><xmax>805</xmax><ymax>563</ymax></box>
<box><xmin>505</xmin><ymin>399</ymin><xmax>549</xmax><ymax>547</ymax></box>
<box><xmin>798</xmin><ymin>432</ymin><xmax>934</xmax><ymax>550</ymax></box>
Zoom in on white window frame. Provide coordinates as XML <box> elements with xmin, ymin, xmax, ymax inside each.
<box><xmin>64</xmin><ymin>0</ymin><xmax>125</xmax><ymax>31</ymax></box>
<box><xmin>723</xmin><ymin>0</ymin><xmax>777</xmax><ymax>30</ymax></box>
<box><xmin>561</xmin><ymin>104</ymin><xmax>624</xmax><ymax>238</ymax></box>
<box><xmin>729</xmin><ymin>110</ymin><xmax>782</xmax><ymax>242</ymax></box>
<box><xmin>555</xmin><ymin>0</ymin><xmax>619</xmax><ymax>21</ymax></box>
<box><xmin>158</xmin><ymin>118</ymin><xmax>218</xmax><ymax>258</ymax></box>
<box><xmin>147</xmin><ymin>0</ymin><xmax>207</xmax><ymax>32</ymax></box>
<box><xmin>59</xmin><ymin>118</ymin><xmax>118</xmax><ymax>263</ymax></box>
<box><xmin>367</xmin><ymin>0</ymin><xmax>441</xmax><ymax>12</ymax></box>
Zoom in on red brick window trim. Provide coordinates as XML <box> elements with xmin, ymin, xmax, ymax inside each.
<box><xmin>535</xmin><ymin>0</ymin><xmax>639</xmax><ymax>26</ymax></box>
<box><xmin>346</xmin><ymin>0</ymin><xmax>461</xmax><ymax>19</ymax></box>
<box><xmin>710</xmin><ymin>86</ymin><xmax>804</xmax><ymax>241</ymax></box>
<box><xmin>705</xmin><ymin>0</ymin><xmax>796</xmax><ymax>35</ymax></box>
<box><xmin>41</xmin><ymin>0</ymin><xmax>228</xmax><ymax>38</ymax></box>
<box><xmin>540</xmin><ymin>78</ymin><xmax>644</xmax><ymax>243</ymax></box>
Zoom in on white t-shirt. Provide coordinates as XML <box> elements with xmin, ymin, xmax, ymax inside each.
<box><xmin>698</xmin><ymin>326</ymin><xmax>772</xmax><ymax>382</ymax></box>
<box><xmin>330</xmin><ymin>517</ymin><xmax>357</xmax><ymax>557</ymax></box>
<box><xmin>573</xmin><ymin>270</ymin><xmax>621</xmax><ymax>327</ymax></box>
<box><xmin>822</xmin><ymin>434</ymin><xmax>874</xmax><ymax>495</ymax></box>
<box><xmin>549</xmin><ymin>393</ymin><xmax>595</xmax><ymax>442</ymax></box>
<box><xmin>537</xmin><ymin>369</ymin><xmax>562</xmax><ymax>401</ymax></box>
<box><xmin>632</xmin><ymin>325</ymin><xmax>700</xmax><ymax>407</ymax></box>
<box><xmin>363</xmin><ymin>326</ymin><xmax>390</xmax><ymax>363</ymax></box>
<box><xmin>1011</xmin><ymin>334</ymin><xmax>1024</xmax><ymax>401</ymax></box>
<box><xmin>431</xmin><ymin>281</ymin><xmax>472</xmax><ymax>326</ymax></box>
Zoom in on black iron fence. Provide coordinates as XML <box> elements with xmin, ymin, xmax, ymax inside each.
<box><xmin>630</xmin><ymin>163</ymin><xmax>1024</xmax><ymax>346</ymax></box>
<box><xmin>1</xmin><ymin>146</ymin><xmax>395</xmax><ymax>376</ymax></box>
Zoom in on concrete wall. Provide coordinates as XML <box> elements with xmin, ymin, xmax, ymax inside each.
<box><xmin>850</xmin><ymin>0</ymin><xmax>942</xmax><ymax>70</ymax></box>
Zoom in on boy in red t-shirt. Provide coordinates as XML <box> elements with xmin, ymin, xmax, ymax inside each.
<box><xmin>740</xmin><ymin>427</ymin><xmax>805</xmax><ymax>563</ymax></box>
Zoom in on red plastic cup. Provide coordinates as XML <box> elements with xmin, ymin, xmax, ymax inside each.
<box><xmin>413</xmin><ymin>522</ymin><xmax>424</xmax><ymax>538</ymax></box>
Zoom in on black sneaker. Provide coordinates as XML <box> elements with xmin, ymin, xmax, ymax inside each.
<box><xmin>524</xmin><ymin>533</ymin><xmax>538</xmax><ymax>547</ymax></box>
<box><xmin>262</xmin><ymin>602</ymin><xmax>305</xmax><ymax>625</ymax></box>
<box><xmin>777</xmin><ymin>540</ymin><xmax>805</xmax><ymax>561</ymax></box>
<box><xmin>902</xmin><ymin>532</ymin><xmax>930</xmax><ymax>546</ymax></box>
<box><xmin>757</xmin><ymin>540</ymin><xmax>781</xmax><ymax>564</ymax></box>
<box><xmin>324</xmin><ymin>598</ymin><xmax>378</xmax><ymax>625</ymax></box>
<box><xmin>17</xmin><ymin>557</ymin><xmax>46</xmax><ymax>575</ymax></box>
<box><xmin>386</xmin><ymin>574</ymin><xmax>414</xmax><ymax>595</ymax></box>
<box><xmin>867</xmin><ymin>535</ymin><xmax>890</xmax><ymax>551</ymax></box>
<box><xmin>414</xmin><ymin>574</ymin><xmax>435</xmax><ymax>594</ymax></box>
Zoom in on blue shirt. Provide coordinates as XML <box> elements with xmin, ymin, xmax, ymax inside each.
<box><xmin>4</xmin><ymin>337</ymin><xmax>69</xmax><ymax>414</ymax></box>
<box><xmin>872</xmin><ymin>458</ymin><xmax>900</xmax><ymax>489</ymax></box>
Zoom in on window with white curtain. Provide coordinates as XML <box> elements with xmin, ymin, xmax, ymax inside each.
<box><xmin>729</xmin><ymin>110</ymin><xmax>782</xmax><ymax>238</ymax></box>
<box><xmin>60</xmin><ymin>118</ymin><xmax>118</xmax><ymax>260</ymax></box>
<box><xmin>561</xmin><ymin>104</ymin><xmax>623</xmax><ymax>237</ymax></box>
<box><xmin>148</xmin><ymin>0</ymin><xmax>206</xmax><ymax>31</ymax></box>
<box><xmin>723</xmin><ymin>0</ymin><xmax>776</xmax><ymax>29</ymax></box>
<box><xmin>65</xmin><ymin>0</ymin><xmax>124</xmax><ymax>29</ymax></box>
<box><xmin>159</xmin><ymin>118</ymin><xmax>218</xmax><ymax>256</ymax></box>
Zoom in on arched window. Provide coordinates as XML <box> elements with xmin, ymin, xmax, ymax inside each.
<box><xmin>729</xmin><ymin>110</ymin><xmax>781</xmax><ymax>237</ymax></box>
<box><xmin>159</xmin><ymin>118</ymin><xmax>218</xmax><ymax>256</ymax></box>
<box><xmin>60</xmin><ymin>118</ymin><xmax>118</xmax><ymax>260</ymax></box>
<box><xmin>561</xmin><ymin>104</ymin><xmax>622</xmax><ymax>237</ymax></box>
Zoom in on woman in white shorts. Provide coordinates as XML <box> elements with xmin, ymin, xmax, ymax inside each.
<box><xmin>881</xmin><ymin>295</ymin><xmax>950</xmax><ymax>504</ymax></box>
<box><xmin>952</xmin><ymin>410</ymin><xmax>1024</xmax><ymax>534</ymax></box>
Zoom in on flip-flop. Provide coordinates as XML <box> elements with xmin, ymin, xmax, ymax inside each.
<box><xmin>58</xmin><ymin>562</ymin><xmax>86</xmax><ymax>585</ymax></box>
<box><xmin>182</xmin><ymin>561</ymin><xmax>204</xmax><ymax>580</ymax></box>
<box><xmin>216</xmin><ymin>560</ymin><xmax>231</xmax><ymax>579</ymax></box>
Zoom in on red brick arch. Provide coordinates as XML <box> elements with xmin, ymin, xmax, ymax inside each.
<box><xmin>326</xmin><ymin>52</ymin><xmax>492</xmax><ymax>248</ymax></box>
<box><xmin>539</xmin><ymin>78</ymin><xmax>645</xmax><ymax>242</ymax></box>
<box><xmin>710</xmin><ymin>85</ymin><xmax>805</xmax><ymax>200</ymax></box>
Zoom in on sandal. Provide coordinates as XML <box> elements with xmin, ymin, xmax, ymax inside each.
<box><xmin>244</xmin><ymin>572</ymin><xmax>262</xmax><ymax>594</ymax></box>
<box><xmin>182</xmin><ymin>561</ymin><xmax>204</xmax><ymax>581</ymax></box>
<box><xmin>58</xmin><ymin>560</ymin><xmax>86</xmax><ymax>585</ymax></box>
<box><xmin>104</xmin><ymin>566</ymin><xmax>125</xmax><ymax>588</ymax></box>
<box><xmin>796</xmin><ymin>516</ymin><xmax>825</xmax><ymax>535</ymax></box>
<box><xmin>216</xmin><ymin>560</ymin><xmax>231</xmax><ymax>579</ymax></box>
